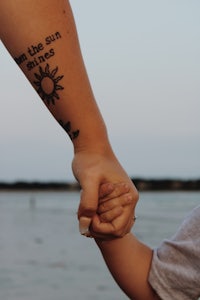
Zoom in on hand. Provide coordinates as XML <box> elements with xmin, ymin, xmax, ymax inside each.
<box><xmin>72</xmin><ymin>148</ymin><xmax>139</xmax><ymax>237</ymax></box>
<box><xmin>90</xmin><ymin>182</ymin><xmax>137</xmax><ymax>240</ymax></box>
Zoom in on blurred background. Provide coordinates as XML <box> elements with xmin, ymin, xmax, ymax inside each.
<box><xmin>0</xmin><ymin>0</ymin><xmax>200</xmax><ymax>183</ymax></box>
<box><xmin>0</xmin><ymin>2</ymin><xmax>200</xmax><ymax>300</ymax></box>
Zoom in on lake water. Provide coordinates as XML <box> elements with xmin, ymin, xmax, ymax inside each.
<box><xmin>0</xmin><ymin>191</ymin><xmax>199</xmax><ymax>300</ymax></box>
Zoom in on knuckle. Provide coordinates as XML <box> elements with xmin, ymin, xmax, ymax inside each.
<box><xmin>133</xmin><ymin>188</ymin><xmax>139</xmax><ymax>202</ymax></box>
<box><xmin>99</xmin><ymin>183</ymin><xmax>114</xmax><ymax>198</ymax></box>
<box><xmin>100</xmin><ymin>213</ymin><xmax>109</xmax><ymax>222</ymax></box>
<box><xmin>79</xmin><ymin>206</ymin><xmax>96</xmax><ymax>218</ymax></box>
<box><xmin>98</xmin><ymin>202</ymin><xmax>107</xmax><ymax>213</ymax></box>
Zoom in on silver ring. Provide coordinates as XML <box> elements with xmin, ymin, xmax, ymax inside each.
<box><xmin>133</xmin><ymin>216</ymin><xmax>137</xmax><ymax>222</ymax></box>
<box><xmin>81</xmin><ymin>231</ymin><xmax>93</xmax><ymax>238</ymax></box>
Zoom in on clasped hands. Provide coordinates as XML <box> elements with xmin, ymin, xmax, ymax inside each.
<box><xmin>81</xmin><ymin>182</ymin><xmax>138</xmax><ymax>240</ymax></box>
<box><xmin>72</xmin><ymin>150</ymin><xmax>139</xmax><ymax>241</ymax></box>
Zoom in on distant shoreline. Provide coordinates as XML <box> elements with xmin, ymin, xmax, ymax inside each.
<box><xmin>132</xmin><ymin>178</ymin><xmax>200</xmax><ymax>191</ymax></box>
<box><xmin>0</xmin><ymin>181</ymin><xmax>79</xmax><ymax>192</ymax></box>
<box><xmin>0</xmin><ymin>178</ymin><xmax>200</xmax><ymax>191</ymax></box>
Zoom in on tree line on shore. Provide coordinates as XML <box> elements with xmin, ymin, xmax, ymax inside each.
<box><xmin>0</xmin><ymin>178</ymin><xmax>200</xmax><ymax>191</ymax></box>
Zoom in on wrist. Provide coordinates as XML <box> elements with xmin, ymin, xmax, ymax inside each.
<box><xmin>73</xmin><ymin>125</ymin><xmax>113</xmax><ymax>156</ymax></box>
<box><xmin>95</xmin><ymin>233</ymin><xmax>133</xmax><ymax>247</ymax></box>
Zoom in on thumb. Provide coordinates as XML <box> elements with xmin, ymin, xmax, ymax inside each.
<box><xmin>78</xmin><ymin>181</ymin><xmax>99</xmax><ymax>235</ymax></box>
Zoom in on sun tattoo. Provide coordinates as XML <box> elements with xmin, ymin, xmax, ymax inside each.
<box><xmin>33</xmin><ymin>64</ymin><xmax>64</xmax><ymax>105</ymax></box>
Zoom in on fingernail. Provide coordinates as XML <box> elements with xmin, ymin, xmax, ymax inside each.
<box><xmin>79</xmin><ymin>216</ymin><xmax>91</xmax><ymax>235</ymax></box>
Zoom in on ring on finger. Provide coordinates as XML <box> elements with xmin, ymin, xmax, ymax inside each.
<box><xmin>133</xmin><ymin>215</ymin><xmax>137</xmax><ymax>222</ymax></box>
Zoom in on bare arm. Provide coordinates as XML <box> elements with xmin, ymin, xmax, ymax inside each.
<box><xmin>0</xmin><ymin>0</ymin><xmax>138</xmax><ymax>233</ymax></box>
<box><xmin>0</xmin><ymin>0</ymin><xmax>106</xmax><ymax>151</ymax></box>
<box><xmin>96</xmin><ymin>234</ymin><xmax>159</xmax><ymax>300</ymax></box>
<box><xmin>91</xmin><ymin>183</ymin><xmax>160</xmax><ymax>300</ymax></box>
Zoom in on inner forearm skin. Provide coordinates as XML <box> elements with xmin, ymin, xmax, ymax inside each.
<box><xmin>0</xmin><ymin>0</ymin><xmax>109</xmax><ymax>153</ymax></box>
<box><xmin>0</xmin><ymin>0</ymin><xmax>139</xmax><ymax>234</ymax></box>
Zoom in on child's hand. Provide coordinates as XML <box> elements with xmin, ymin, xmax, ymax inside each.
<box><xmin>97</xmin><ymin>182</ymin><xmax>132</xmax><ymax>222</ymax></box>
<box><xmin>90</xmin><ymin>182</ymin><xmax>137</xmax><ymax>240</ymax></box>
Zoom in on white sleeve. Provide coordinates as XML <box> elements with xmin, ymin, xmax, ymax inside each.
<box><xmin>148</xmin><ymin>206</ymin><xmax>200</xmax><ymax>300</ymax></box>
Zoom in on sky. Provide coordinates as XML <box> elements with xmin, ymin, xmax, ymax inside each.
<box><xmin>0</xmin><ymin>0</ymin><xmax>200</xmax><ymax>182</ymax></box>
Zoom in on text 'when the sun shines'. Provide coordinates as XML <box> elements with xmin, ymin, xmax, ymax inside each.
<box><xmin>14</xmin><ymin>32</ymin><xmax>61</xmax><ymax>71</ymax></box>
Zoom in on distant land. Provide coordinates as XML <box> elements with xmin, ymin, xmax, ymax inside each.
<box><xmin>0</xmin><ymin>178</ymin><xmax>200</xmax><ymax>191</ymax></box>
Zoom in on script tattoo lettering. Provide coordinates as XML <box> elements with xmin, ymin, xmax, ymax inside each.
<box><xmin>14</xmin><ymin>31</ymin><xmax>62</xmax><ymax>71</ymax></box>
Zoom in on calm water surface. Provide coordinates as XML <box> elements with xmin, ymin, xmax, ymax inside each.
<box><xmin>0</xmin><ymin>191</ymin><xmax>199</xmax><ymax>300</ymax></box>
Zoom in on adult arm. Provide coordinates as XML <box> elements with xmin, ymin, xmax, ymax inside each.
<box><xmin>0</xmin><ymin>0</ymin><xmax>138</xmax><ymax>233</ymax></box>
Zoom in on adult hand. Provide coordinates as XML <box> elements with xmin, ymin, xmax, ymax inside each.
<box><xmin>72</xmin><ymin>148</ymin><xmax>139</xmax><ymax>237</ymax></box>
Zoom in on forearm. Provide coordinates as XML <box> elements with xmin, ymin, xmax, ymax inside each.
<box><xmin>0</xmin><ymin>0</ymin><xmax>139</xmax><ymax>227</ymax></box>
<box><xmin>0</xmin><ymin>0</ymin><xmax>109</xmax><ymax>153</ymax></box>
<box><xmin>96</xmin><ymin>234</ymin><xmax>159</xmax><ymax>300</ymax></box>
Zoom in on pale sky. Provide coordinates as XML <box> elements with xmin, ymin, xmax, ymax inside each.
<box><xmin>0</xmin><ymin>0</ymin><xmax>200</xmax><ymax>182</ymax></box>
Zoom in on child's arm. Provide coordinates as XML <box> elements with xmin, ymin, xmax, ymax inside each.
<box><xmin>92</xmin><ymin>184</ymin><xmax>160</xmax><ymax>300</ymax></box>
<box><xmin>96</xmin><ymin>235</ymin><xmax>159</xmax><ymax>300</ymax></box>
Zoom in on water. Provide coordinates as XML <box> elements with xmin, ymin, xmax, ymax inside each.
<box><xmin>0</xmin><ymin>191</ymin><xmax>199</xmax><ymax>300</ymax></box>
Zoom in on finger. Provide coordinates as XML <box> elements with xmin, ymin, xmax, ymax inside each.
<box><xmin>78</xmin><ymin>185</ymin><xmax>98</xmax><ymax>219</ymax></box>
<box><xmin>98</xmin><ymin>193</ymin><xmax>133</xmax><ymax>214</ymax></box>
<box><xmin>120</xmin><ymin>206</ymin><xmax>137</xmax><ymax>233</ymax></box>
<box><xmin>78</xmin><ymin>182</ymin><xmax>99</xmax><ymax>235</ymax></box>
<box><xmin>93</xmin><ymin>205</ymin><xmax>136</xmax><ymax>237</ymax></box>
<box><xmin>91</xmin><ymin>214</ymin><xmax>117</xmax><ymax>236</ymax></box>
<box><xmin>99</xmin><ymin>182</ymin><xmax>130</xmax><ymax>203</ymax></box>
<box><xmin>91</xmin><ymin>210</ymin><xmax>137</xmax><ymax>240</ymax></box>
<box><xmin>84</xmin><ymin>212</ymin><xmax>137</xmax><ymax>240</ymax></box>
<box><xmin>98</xmin><ymin>182</ymin><xmax>115</xmax><ymax>198</ymax></box>
<box><xmin>79</xmin><ymin>216</ymin><xmax>92</xmax><ymax>236</ymax></box>
<box><xmin>92</xmin><ymin>213</ymin><xmax>126</xmax><ymax>236</ymax></box>
<box><xmin>99</xmin><ymin>206</ymin><xmax>123</xmax><ymax>223</ymax></box>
